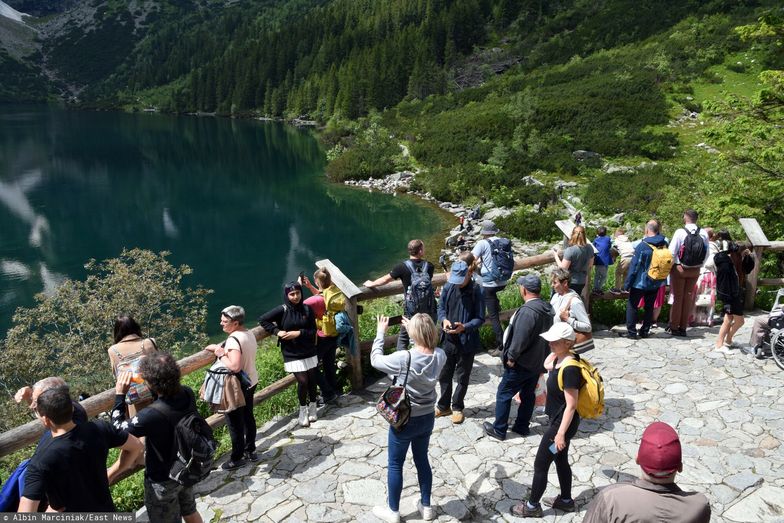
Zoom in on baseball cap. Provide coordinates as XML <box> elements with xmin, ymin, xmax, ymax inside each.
<box><xmin>540</xmin><ymin>322</ymin><xmax>576</xmax><ymax>342</ymax></box>
<box><xmin>516</xmin><ymin>274</ymin><xmax>541</xmax><ymax>294</ymax></box>
<box><xmin>448</xmin><ymin>260</ymin><xmax>470</xmax><ymax>284</ymax></box>
<box><xmin>637</xmin><ymin>422</ymin><xmax>682</xmax><ymax>477</ymax></box>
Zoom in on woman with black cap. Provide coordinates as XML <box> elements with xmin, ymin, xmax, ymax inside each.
<box><xmin>259</xmin><ymin>281</ymin><xmax>319</xmax><ymax>426</ymax></box>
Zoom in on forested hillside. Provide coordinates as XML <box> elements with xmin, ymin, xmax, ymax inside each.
<box><xmin>2</xmin><ymin>0</ymin><xmax>782</xmax><ymax>267</ymax></box>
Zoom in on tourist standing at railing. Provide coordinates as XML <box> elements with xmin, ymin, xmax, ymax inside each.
<box><xmin>205</xmin><ymin>306</ymin><xmax>259</xmax><ymax>470</ymax></box>
<box><xmin>107</xmin><ymin>315</ymin><xmax>159</xmax><ymax>417</ymax></box>
<box><xmin>364</xmin><ymin>239</ymin><xmax>436</xmax><ymax>351</ymax></box>
<box><xmin>371</xmin><ymin>313</ymin><xmax>446</xmax><ymax>523</ymax></box>
<box><xmin>668</xmin><ymin>209</ymin><xmax>710</xmax><ymax>336</ymax></box>
<box><xmin>302</xmin><ymin>268</ymin><xmax>346</xmax><ymax>404</ymax></box>
<box><xmin>112</xmin><ymin>352</ymin><xmax>204</xmax><ymax>523</ymax></box>
<box><xmin>553</xmin><ymin>225</ymin><xmax>594</xmax><ymax>300</ymax></box>
<box><xmin>18</xmin><ymin>385</ymin><xmax>143</xmax><ymax>513</ymax></box>
<box><xmin>472</xmin><ymin>220</ymin><xmax>513</xmax><ymax>356</ymax></box>
<box><xmin>435</xmin><ymin>257</ymin><xmax>484</xmax><ymax>425</ymax></box>
<box><xmin>259</xmin><ymin>282</ymin><xmax>319</xmax><ymax>427</ymax></box>
<box><xmin>623</xmin><ymin>221</ymin><xmax>669</xmax><ymax>339</ymax></box>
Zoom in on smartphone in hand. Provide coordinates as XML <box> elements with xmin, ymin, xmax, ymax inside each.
<box><xmin>549</xmin><ymin>442</ymin><xmax>558</xmax><ymax>454</ymax></box>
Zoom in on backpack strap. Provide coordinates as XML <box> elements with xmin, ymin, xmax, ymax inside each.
<box><xmin>226</xmin><ymin>335</ymin><xmax>242</xmax><ymax>354</ymax></box>
<box><xmin>556</xmin><ymin>354</ymin><xmax>579</xmax><ymax>391</ymax></box>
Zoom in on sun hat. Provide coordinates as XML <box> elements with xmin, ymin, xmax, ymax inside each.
<box><xmin>480</xmin><ymin>220</ymin><xmax>500</xmax><ymax>236</ymax></box>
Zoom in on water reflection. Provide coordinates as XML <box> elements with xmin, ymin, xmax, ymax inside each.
<box><xmin>0</xmin><ymin>105</ymin><xmax>446</xmax><ymax>336</ymax></box>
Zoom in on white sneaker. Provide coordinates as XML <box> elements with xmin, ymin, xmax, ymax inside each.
<box><xmin>298</xmin><ymin>406</ymin><xmax>310</xmax><ymax>427</ymax></box>
<box><xmin>308</xmin><ymin>402</ymin><xmax>318</xmax><ymax>422</ymax></box>
<box><xmin>372</xmin><ymin>505</ymin><xmax>400</xmax><ymax>523</ymax></box>
<box><xmin>418</xmin><ymin>501</ymin><xmax>436</xmax><ymax>521</ymax></box>
<box><xmin>714</xmin><ymin>345</ymin><xmax>733</xmax><ymax>355</ymax></box>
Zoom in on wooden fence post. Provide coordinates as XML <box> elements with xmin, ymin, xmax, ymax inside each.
<box><xmin>315</xmin><ymin>259</ymin><xmax>364</xmax><ymax>390</ymax></box>
<box><xmin>739</xmin><ymin>218</ymin><xmax>771</xmax><ymax>311</ymax></box>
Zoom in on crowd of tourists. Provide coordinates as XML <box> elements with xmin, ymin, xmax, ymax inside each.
<box><xmin>7</xmin><ymin>208</ymin><xmax>764</xmax><ymax>522</ymax></box>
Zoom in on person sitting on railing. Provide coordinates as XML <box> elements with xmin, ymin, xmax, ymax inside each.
<box><xmin>112</xmin><ymin>353</ymin><xmax>204</xmax><ymax>523</ymax></box>
<box><xmin>18</xmin><ymin>385</ymin><xmax>142</xmax><ymax>513</ymax></box>
<box><xmin>258</xmin><ymin>281</ymin><xmax>319</xmax><ymax>427</ymax></box>
<box><xmin>205</xmin><ymin>306</ymin><xmax>259</xmax><ymax>470</ymax></box>
<box><xmin>364</xmin><ymin>239</ymin><xmax>436</xmax><ymax>352</ymax></box>
<box><xmin>107</xmin><ymin>315</ymin><xmax>159</xmax><ymax>418</ymax></box>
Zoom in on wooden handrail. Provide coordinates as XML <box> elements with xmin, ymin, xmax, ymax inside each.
<box><xmin>0</xmin><ymin>326</ymin><xmax>272</xmax><ymax>457</ymax></box>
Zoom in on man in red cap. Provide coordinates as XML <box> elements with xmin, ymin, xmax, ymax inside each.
<box><xmin>582</xmin><ymin>422</ymin><xmax>710</xmax><ymax>522</ymax></box>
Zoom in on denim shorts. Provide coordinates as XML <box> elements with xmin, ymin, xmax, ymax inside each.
<box><xmin>144</xmin><ymin>477</ymin><xmax>197</xmax><ymax>523</ymax></box>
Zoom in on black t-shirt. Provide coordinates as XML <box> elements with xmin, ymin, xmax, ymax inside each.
<box><xmin>389</xmin><ymin>259</ymin><xmax>434</xmax><ymax>291</ymax></box>
<box><xmin>545</xmin><ymin>356</ymin><xmax>585</xmax><ymax>420</ymax></box>
<box><xmin>112</xmin><ymin>387</ymin><xmax>195</xmax><ymax>482</ymax></box>
<box><xmin>24</xmin><ymin>421</ymin><xmax>128</xmax><ymax>511</ymax></box>
<box><xmin>36</xmin><ymin>401</ymin><xmax>88</xmax><ymax>448</ymax></box>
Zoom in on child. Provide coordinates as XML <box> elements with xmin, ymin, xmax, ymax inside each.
<box><xmin>592</xmin><ymin>226</ymin><xmax>613</xmax><ymax>294</ymax></box>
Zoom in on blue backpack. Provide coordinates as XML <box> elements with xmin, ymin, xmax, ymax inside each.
<box><xmin>483</xmin><ymin>238</ymin><xmax>514</xmax><ymax>283</ymax></box>
<box><xmin>0</xmin><ymin>459</ymin><xmax>29</xmax><ymax>511</ymax></box>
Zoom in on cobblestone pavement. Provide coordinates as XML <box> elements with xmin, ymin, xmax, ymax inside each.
<box><xmin>138</xmin><ymin>314</ymin><xmax>784</xmax><ymax>522</ymax></box>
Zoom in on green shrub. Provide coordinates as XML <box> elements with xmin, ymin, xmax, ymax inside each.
<box><xmin>497</xmin><ymin>208</ymin><xmax>562</xmax><ymax>242</ymax></box>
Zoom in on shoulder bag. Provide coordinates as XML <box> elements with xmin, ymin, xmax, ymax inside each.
<box><xmin>566</xmin><ymin>297</ymin><xmax>595</xmax><ymax>353</ymax></box>
<box><xmin>375</xmin><ymin>351</ymin><xmax>412</xmax><ymax>431</ymax></box>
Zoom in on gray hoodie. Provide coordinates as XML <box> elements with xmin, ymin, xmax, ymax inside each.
<box><xmin>371</xmin><ymin>330</ymin><xmax>446</xmax><ymax>417</ymax></box>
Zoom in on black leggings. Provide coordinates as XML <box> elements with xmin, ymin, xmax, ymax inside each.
<box><xmin>530</xmin><ymin>417</ymin><xmax>579</xmax><ymax>503</ymax></box>
<box><xmin>293</xmin><ymin>367</ymin><xmax>318</xmax><ymax>406</ymax></box>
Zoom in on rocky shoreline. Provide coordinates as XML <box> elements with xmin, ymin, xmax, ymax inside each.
<box><xmin>343</xmin><ymin>172</ymin><xmax>554</xmax><ymax>273</ymax></box>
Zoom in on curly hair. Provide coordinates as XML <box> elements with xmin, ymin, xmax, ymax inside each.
<box><xmin>139</xmin><ymin>353</ymin><xmax>181</xmax><ymax>397</ymax></box>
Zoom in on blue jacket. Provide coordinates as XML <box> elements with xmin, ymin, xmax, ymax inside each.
<box><xmin>437</xmin><ymin>281</ymin><xmax>484</xmax><ymax>352</ymax></box>
<box><xmin>625</xmin><ymin>234</ymin><xmax>668</xmax><ymax>291</ymax></box>
<box><xmin>593</xmin><ymin>235</ymin><xmax>613</xmax><ymax>266</ymax></box>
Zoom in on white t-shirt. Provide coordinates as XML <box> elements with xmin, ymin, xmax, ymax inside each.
<box><xmin>226</xmin><ymin>329</ymin><xmax>259</xmax><ymax>386</ymax></box>
<box><xmin>669</xmin><ymin>224</ymin><xmax>710</xmax><ymax>266</ymax></box>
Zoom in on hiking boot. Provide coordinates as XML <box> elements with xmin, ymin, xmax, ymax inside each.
<box><xmin>221</xmin><ymin>457</ymin><xmax>247</xmax><ymax>471</ymax></box>
<box><xmin>372</xmin><ymin>505</ymin><xmax>400</xmax><ymax>523</ymax></box>
<box><xmin>544</xmin><ymin>496</ymin><xmax>576</xmax><ymax>512</ymax></box>
<box><xmin>308</xmin><ymin>402</ymin><xmax>318</xmax><ymax>422</ymax></box>
<box><xmin>435</xmin><ymin>406</ymin><xmax>452</xmax><ymax>417</ymax></box>
<box><xmin>510</xmin><ymin>502</ymin><xmax>542</xmax><ymax>518</ymax></box>
<box><xmin>451</xmin><ymin>410</ymin><xmax>465</xmax><ymax>424</ymax></box>
<box><xmin>417</xmin><ymin>501</ymin><xmax>436</xmax><ymax>521</ymax></box>
<box><xmin>483</xmin><ymin>421</ymin><xmax>505</xmax><ymax>441</ymax></box>
<box><xmin>298</xmin><ymin>406</ymin><xmax>310</xmax><ymax>427</ymax></box>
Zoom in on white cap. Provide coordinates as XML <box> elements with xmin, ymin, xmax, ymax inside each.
<box><xmin>540</xmin><ymin>322</ymin><xmax>576</xmax><ymax>342</ymax></box>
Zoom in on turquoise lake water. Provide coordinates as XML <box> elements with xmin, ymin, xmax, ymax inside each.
<box><xmin>0</xmin><ymin>105</ymin><xmax>448</xmax><ymax>336</ymax></box>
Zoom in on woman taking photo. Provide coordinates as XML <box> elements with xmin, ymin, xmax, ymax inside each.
<box><xmin>371</xmin><ymin>313</ymin><xmax>446</xmax><ymax>523</ymax></box>
<box><xmin>259</xmin><ymin>282</ymin><xmax>319</xmax><ymax>427</ymax></box>
<box><xmin>205</xmin><ymin>305</ymin><xmax>259</xmax><ymax>470</ymax></box>
<box><xmin>513</xmin><ymin>323</ymin><xmax>582</xmax><ymax>517</ymax></box>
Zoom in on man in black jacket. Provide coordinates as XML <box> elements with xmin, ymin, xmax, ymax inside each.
<box><xmin>484</xmin><ymin>274</ymin><xmax>554</xmax><ymax>441</ymax></box>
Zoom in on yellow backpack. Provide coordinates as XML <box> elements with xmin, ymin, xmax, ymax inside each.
<box><xmin>319</xmin><ymin>285</ymin><xmax>346</xmax><ymax>337</ymax></box>
<box><xmin>557</xmin><ymin>354</ymin><xmax>604</xmax><ymax>419</ymax></box>
<box><xmin>646</xmin><ymin>242</ymin><xmax>673</xmax><ymax>281</ymax></box>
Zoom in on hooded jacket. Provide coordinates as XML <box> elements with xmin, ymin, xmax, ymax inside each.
<box><xmin>371</xmin><ymin>331</ymin><xmax>447</xmax><ymax>417</ymax></box>
<box><xmin>625</xmin><ymin>234</ymin><xmax>668</xmax><ymax>291</ymax></box>
<box><xmin>503</xmin><ymin>297</ymin><xmax>554</xmax><ymax>371</ymax></box>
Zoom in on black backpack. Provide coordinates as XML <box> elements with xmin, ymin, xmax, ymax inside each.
<box><xmin>403</xmin><ymin>260</ymin><xmax>437</xmax><ymax>319</ymax></box>
<box><xmin>149</xmin><ymin>388</ymin><xmax>218</xmax><ymax>487</ymax></box>
<box><xmin>678</xmin><ymin>227</ymin><xmax>707</xmax><ymax>267</ymax></box>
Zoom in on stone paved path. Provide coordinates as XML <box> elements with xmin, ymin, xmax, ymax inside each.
<box><xmin>139</xmin><ymin>314</ymin><xmax>784</xmax><ymax>522</ymax></box>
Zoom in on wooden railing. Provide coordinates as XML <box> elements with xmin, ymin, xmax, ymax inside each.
<box><xmin>0</xmin><ymin>251</ymin><xmax>557</xmax><ymax>459</ymax></box>
<box><xmin>4</xmin><ymin>217</ymin><xmax>776</xmax><ymax>460</ymax></box>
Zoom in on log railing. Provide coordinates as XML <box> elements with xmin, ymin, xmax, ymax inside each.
<box><xmin>6</xmin><ymin>216</ymin><xmax>776</xmax><ymax>460</ymax></box>
<box><xmin>0</xmin><ymin>251</ymin><xmax>557</xmax><ymax>459</ymax></box>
